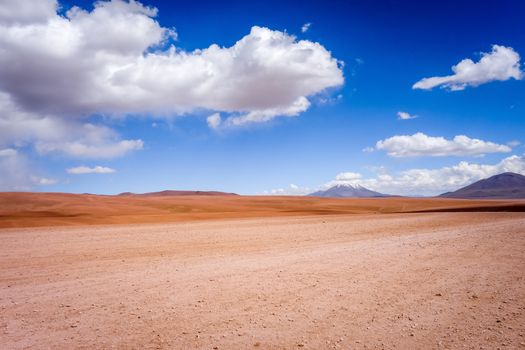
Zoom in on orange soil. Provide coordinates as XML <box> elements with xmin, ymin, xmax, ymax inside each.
<box><xmin>0</xmin><ymin>192</ymin><xmax>524</xmax><ymax>228</ymax></box>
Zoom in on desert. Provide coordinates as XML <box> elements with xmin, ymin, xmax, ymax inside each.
<box><xmin>1</xmin><ymin>0</ymin><xmax>525</xmax><ymax>349</ymax></box>
<box><xmin>1</xmin><ymin>195</ymin><xmax>525</xmax><ymax>349</ymax></box>
<box><xmin>1</xmin><ymin>191</ymin><xmax>525</xmax><ymax>228</ymax></box>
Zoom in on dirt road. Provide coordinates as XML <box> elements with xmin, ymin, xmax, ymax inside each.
<box><xmin>1</xmin><ymin>213</ymin><xmax>524</xmax><ymax>349</ymax></box>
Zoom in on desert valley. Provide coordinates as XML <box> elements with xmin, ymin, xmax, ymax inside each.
<box><xmin>1</xmin><ymin>0</ymin><xmax>525</xmax><ymax>349</ymax></box>
<box><xmin>1</xmin><ymin>173</ymin><xmax>525</xmax><ymax>349</ymax></box>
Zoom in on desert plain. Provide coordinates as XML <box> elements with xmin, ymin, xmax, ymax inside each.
<box><xmin>1</xmin><ymin>194</ymin><xmax>525</xmax><ymax>349</ymax></box>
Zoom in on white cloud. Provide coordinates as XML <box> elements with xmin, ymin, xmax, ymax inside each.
<box><xmin>34</xmin><ymin>177</ymin><xmax>57</xmax><ymax>185</ymax></box>
<box><xmin>375</xmin><ymin>132</ymin><xmax>511</xmax><ymax>157</ymax></box>
<box><xmin>0</xmin><ymin>148</ymin><xmax>17</xmax><ymax>157</ymax></box>
<box><xmin>335</xmin><ymin>172</ymin><xmax>362</xmax><ymax>181</ymax></box>
<box><xmin>301</xmin><ymin>23</ymin><xmax>311</xmax><ymax>33</ymax></box>
<box><xmin>0</xmin><ymin>0</ymin><xmax>343</xmax><ymax>170</ymax></box>
<box><xmin>279</xmin><ymin>154</ymin><xmax>525</xmax><ymax>197</ymax></box>
<box><xmin>0</xmin><ymin>92</ymin><xmax>143</xmax><ymax>159</ymax></box>
<box><xmin>0</xmin><ymin>2</ymin><xmax>343</xmax><ymax>124</ymax></box>
<box><xmin>508</xmin><ymin>140</ymin><xmax>521</xmax><ymax>147</ymax></box>
<box><xmin>263</xmin><ymin>183</ymin><xmax>312</xmax><ymax>196</ymax></box>
<box><xmin>413</xmin><ymin>45</ymin><xmax>523</xmax><ymax>91</ymax></box>
<box><xmin>397</xmin><ymin>111</ymin><xmax>417</xmax><ymax>120</ymax></box>
<box><xmin>352</xmin><ymin>154</ymin><xmax>525</xmax><ymax>196</ymax></box>
<box><xmin>0</xmin><ymin>0</ymin><xmax>58</xmax><ymax>25</ymax></box>
<box><xmin>221</xmin><ymin>96</ymin><xmax>310</xmax><ymax>127</ymax></box>
<box><xmin>0</xmin><ymin>92</ymin><xmax>68</xmax><ymax>146</ymax></box>
<box><xmin>37</xmin><ymin>139</ymin><xmax>143</xmax><ymax>158</ymax></box>
<box><xmin>206</xmin><ymin>113</ymin><xmax>221</xmax><ymax>129</ymax></box>
<box><xmin>66</xmin><ymin>165</ymin><xmax>116</xmax><ymax>174</ymax></box>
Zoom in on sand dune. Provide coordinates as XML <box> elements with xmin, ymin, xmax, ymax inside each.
<box><xmin>0</xmin><ymin>192</ymin><xmax>524</xmax><ymax>228</ymax></box>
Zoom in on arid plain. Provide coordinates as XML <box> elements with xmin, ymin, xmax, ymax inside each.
<box><xmin>1</xmin><ymin>194</ymin><xmax>524</xmax><ymax>349</ymax></box>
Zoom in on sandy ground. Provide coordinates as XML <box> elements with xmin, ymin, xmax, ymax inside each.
<box><xmin>1</xmin><ymin>192</ymin><xmax>525</xmax><ymax>228</ymax></box>
<box><xmin>1</xmin><ymin>212</ymin><xmax>524</xmax><ymax>349</ymax></box>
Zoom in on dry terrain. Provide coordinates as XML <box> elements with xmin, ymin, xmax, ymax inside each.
<box><xmin>1</xmin><ymin>209</ymin><xmax>524</xmax><ymax>349</ymax></box>
<box><xmin>1</xmin><ymin>192</ymin><xmax>525</xmax><ymax>228</ymax></box>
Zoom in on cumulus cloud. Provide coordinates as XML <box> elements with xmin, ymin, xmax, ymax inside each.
<box><xmin>375</xmin><ymin>132</ymin><xmax>511</xmax><ymax>157</ymax></box>
<box><xmin>301</xmin><ymin>23</ymin><xmax>311</xmax><ymax>33</ymax></box>
<box><xmin>413</xmin><ymin>45</ymin><xmax>523</xmax><ymax>91</ymax></box>
<box><xmin>397</xmin><ymin>111</ymin><xmax>417</xmax><ymax>120</ymax></box>
<box><xmin>0</xmin><ymin>91</ymin><xmax>143</xmax><ymax>158</ymax></box>
<box><xmin>0</xmin><ymin>93</ymin><xmax>68</xmax><ymax>146</ymax></box>
<box><xmin>0</xmin><ymin>0</ymin><xmax>344</xmax><ymax>178</ymax></box>
<box><xmin>341</xmin><ymin>155</ymin><xmax>525</xmax><ymax>196</ymax></box>
<box><xmin>66</xmin><ymin>165</ymin><xmax>116</xmax><ymax>174</ymax></box>
<box><xmin>270</xmin><ymin>154</ymin><xmax>525</xmax><ymax>197</ymax></box>
<box><xmin>0</xmin><ymin>0</ymin><xmax>58</xmax><ymax>25</ymax></box>
<box><xmin>0</xmin><ymin>1</ymin><xmax>343</xmax><ymax>123</ymax></box>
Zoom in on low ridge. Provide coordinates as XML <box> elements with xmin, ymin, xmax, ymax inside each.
<box><xmin>118</xmin><ymin>190</ymin><xmax>238</xmax><ymax>197</ymax></box>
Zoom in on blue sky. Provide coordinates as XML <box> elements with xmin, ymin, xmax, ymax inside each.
<box><xmin>0</xmin><ymin>0</ymin><xmax>524</xmax><ymax>195</ymax></box>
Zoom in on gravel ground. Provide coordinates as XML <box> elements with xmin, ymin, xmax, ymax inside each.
<box><xmin>1</xmin><ymin>212</ymin><xmax>524</xmax><ymax>349</ymax></box>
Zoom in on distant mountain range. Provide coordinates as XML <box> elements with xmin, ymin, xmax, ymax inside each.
<box><xmin>307</xmin><ymin>172</ymin><xmax>525</xmax><ymax>199</ymax></box>
<box><xmin>308</xmin><ymin>183</ymin><xmax>390</xmax><ymax>198</ymax></box>
<box><xmin>118</xmin><ymin>190</ymin><xmax>238</xmax><ymax>197</ymax></box>
<box><xmin>439</xmin><ymin>172</ymin><xmax>525</xmax><ymax>199</ymax></box>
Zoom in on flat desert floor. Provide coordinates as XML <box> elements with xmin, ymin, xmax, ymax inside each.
<box><xmin>1</xmin><ymin>212</ymin><xmax>524</xmax><ymax>349</ymax></box>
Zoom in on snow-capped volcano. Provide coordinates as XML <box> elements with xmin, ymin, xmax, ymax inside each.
<box><xmin>307</xmin><ymin>183</ymin><xmax>389</xmax><ymax>198</ymax></box>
